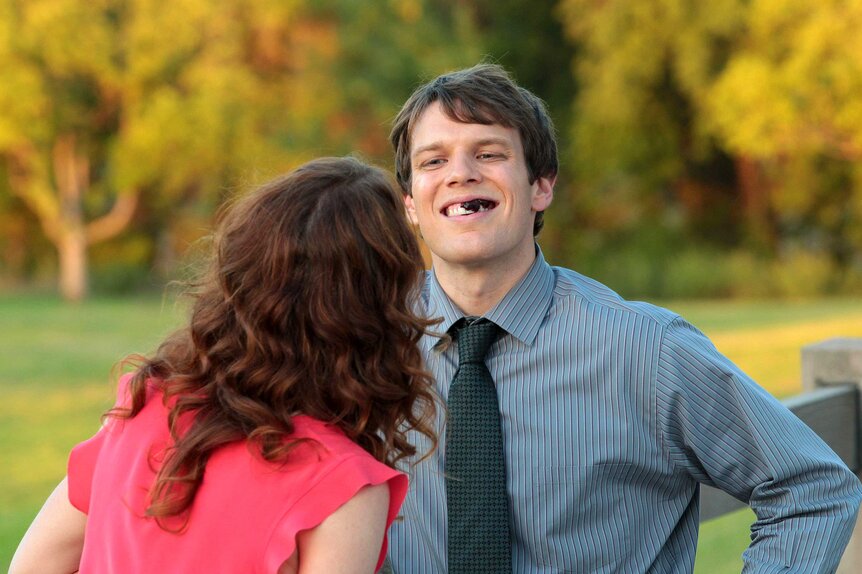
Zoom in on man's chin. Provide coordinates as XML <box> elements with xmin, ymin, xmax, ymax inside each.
<box><xmin>429</xmin><ymin>247</ymin><xmax>498</xmax><ymax>270</ymax></box>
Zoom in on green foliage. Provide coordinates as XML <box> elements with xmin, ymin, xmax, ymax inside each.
<box><xmin>1</xmin><ymin>0</ymin><xmax>319</xmax><ymax>297</ymax></box>
<box><xmin>89</xmin><ymin>233</ymin><xmax>155</xmax><ymax>293</ymax></box>
<box><xmin>707</xmin><ymin>0</ymin><xmax>862</xmax><ymax>159</ymax></box>
<box><xmin>663</xmin><ymin>248</ymin><xmax>735</xmax><ymax>299</ymax></box>
<box><xmin>560</xmin><ymin>236</ymin><xmax>861</xmax><ymax>300</ymax></box>
<box><xmin>725</xmin><ymin>249</ymin><xmax>852</xmax><ymax>299</ymax></box>
<box><xmin>1</xmin><ymin>0</ymin><xmax>861</xmax><ymax>299</ymax></box>
<box><xmin>555</xmin><ymin>0</ymin><xmax>862</xmax><ymax>293</ymax></box>
<box><xmin>310</xmin><ymin>0</ymin><xmax>486</xmax><ymax>161</ymax></box>
<box><xmin>0</xmin><ymin>0</ymin><xmax>496</xmax><ymax>295</ymax></box>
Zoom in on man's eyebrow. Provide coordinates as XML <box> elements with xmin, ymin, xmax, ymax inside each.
<box><xmin>411</xmin><ymin>136</ymin><xmax>514</xmax><ymax>158</ymax></box>
<box><xmin>476</xmin><ymin>136</ymin><xmax>513</xmax><ymax>147</ymax></box>
<box><xmin>411</xmin><ymin>142</ymin><xmax>443</xmax><ymax>158</ymax></box>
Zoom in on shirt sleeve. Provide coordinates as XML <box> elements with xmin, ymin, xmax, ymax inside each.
<box><xmin>67</xmin><ymin>427</ymin><xmax>107</xmax><ymax>512</ymax></box>
<box><xmin>656</xmin><ymin>317</ymin><xmax>862</xmax><ymax>573</ymax></box>
<box><xmin>262</xmin><ymin>453</ymin><xmax>408</xmax><ymax>574</ymax></box>
<box><xmin>67</xmin><ymin>373</ymin><xmax>135</xmax><ymax>513</ymax></box>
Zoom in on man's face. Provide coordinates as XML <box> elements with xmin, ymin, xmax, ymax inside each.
<box><xmin>405</xmin><ymin>102</ymin><xmax>554</xmax><ymax>274</ymax></box>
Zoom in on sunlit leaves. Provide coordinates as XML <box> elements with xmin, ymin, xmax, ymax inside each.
<box><xmin>708</xmin><ymin>0</ymin><xmax>862</xmax><ymax>160</ymax></box>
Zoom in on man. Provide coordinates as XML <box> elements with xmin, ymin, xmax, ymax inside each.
<box><xmin>385</xmin><ymin>63</ymin><xmax>862</xmax><ymax>573</ymax></box>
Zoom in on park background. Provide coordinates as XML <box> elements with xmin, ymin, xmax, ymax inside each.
<box><xmin>1</xmin><ymin>0</ymin><xmax>861</xmax><ymax>571</ymax></box>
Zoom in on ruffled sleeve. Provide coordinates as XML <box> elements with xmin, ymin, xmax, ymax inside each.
<box><xmin>262</xmin><ymin>453</ymin><xmax>408</xmax><ymax>573</ymax></box>
<box><xmin>67</xmin><ymin>373</ymin><xmax>135</xmax><ymax>513</ymax></box>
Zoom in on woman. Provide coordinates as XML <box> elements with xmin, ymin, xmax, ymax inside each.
<box><xmin>10</xmin><ymin>157</ymin><xmax>438</xmax><ymax>573</ymax></box>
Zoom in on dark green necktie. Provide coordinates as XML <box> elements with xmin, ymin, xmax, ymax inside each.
<box><xmin>446</xmin><ymin>317</ymin><xmax>512</xmax><ymax>573</ymax></box>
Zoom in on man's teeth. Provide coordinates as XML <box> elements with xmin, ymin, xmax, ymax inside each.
<box><xmin>446</xmin><ymin>199</ymin><xmax>492</xmax><ymax>216</ymax></box>
<box><xmin>447</xmin><ymin>204</ymin><xmax>475</xmax><ymax>216</ymax></box>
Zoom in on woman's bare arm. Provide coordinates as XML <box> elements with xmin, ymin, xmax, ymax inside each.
<box><xmin>9</xmin><ymin>477</ymin><xmax>86</xmax><ymax>574</ymax></box>
<box><xmin>282</xmin><ymin>482</ymin><xmax>389</xmax><ymax>574</ymax></box>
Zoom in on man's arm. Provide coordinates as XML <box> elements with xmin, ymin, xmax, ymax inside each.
<box><xmin>657</xmin><ymin>318</ymin><xmax>862</xmax><ymax>573</ymax></box>
<box><xmin>9</xmin><ymin>477</ymin><xmax>86</xmax><ymax>574</ymax></box>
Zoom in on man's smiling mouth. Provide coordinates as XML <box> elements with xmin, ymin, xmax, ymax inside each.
<box><xmin>444</xmin><ymin>199</ymin><xmax>496</xmax><ymax>217</ymax></box>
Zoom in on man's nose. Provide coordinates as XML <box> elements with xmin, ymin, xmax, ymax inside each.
<box><xmin>445</xmin><ymin>154</ymin><xmax>482</xmax><ymax>186</ymax></box>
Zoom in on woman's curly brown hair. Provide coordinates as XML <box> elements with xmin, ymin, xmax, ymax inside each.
<box><xmin>112</xmin><ymin>156</ymin><xmax>438</xmax><ymax>526</ymax></box>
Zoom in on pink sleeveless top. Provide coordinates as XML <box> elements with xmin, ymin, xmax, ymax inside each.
<box><xmin>68</xmin><ymin>376</ymin><xmax>408</xmax><ymax>573</ymax></box>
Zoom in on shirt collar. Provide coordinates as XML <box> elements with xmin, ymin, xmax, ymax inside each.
<box><xmin>426</xmin><ymin>245</ymin><xmax>555</xmax><ymax>346</ymax></box>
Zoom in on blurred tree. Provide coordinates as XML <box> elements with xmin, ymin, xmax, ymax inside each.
<box><xmin>0</xmin><ymin>0</ymin><xmax>140</xmax><ymax>301</ymax></box>
<box><xmin>708</xmin><ymin>0</ymin><xmax>862</xmax><ymax>161</ymax></box>
<box><xmin>558</xmin><ymin>0</ymin><xmax>747</xmax><ymax>254</ymax></box>
<box><xmin>557</xmin><ymin>0</ymin><xmax>862</xmax><ymax>290</ymax></box>
<box><xmin>309</xmin><ymin>0</ymin><xmax>485</xmax><ymax>162</ymax></box>
<box><xmin>0</xmin><ymin>0</ymin><xmax>366</xmax><ymax>300</ymax></box>
<box><xmin>0</xmin><ymin>0</ymin><xmax>494</xmax><ymax>298</ymax></box>
<box><xmin>0</xmin><ymin>178</ymin><xmax>52</xmax><ymax>286</ymax></box>
<box><xmin>469</xmin><ymin>0</ymin><xmax>576</xmax><ymax>128</ymax></box>
<box><xmin>8</xmin><ymin>0</ymin><xmax>855</xmax><ymax>299</ymax></box>
<box><xmin>706</xmin><ymin>0</ymin><xmax>862</xmax><ymax>271</ymax></box>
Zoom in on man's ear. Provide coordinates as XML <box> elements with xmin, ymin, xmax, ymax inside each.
<box><xmin>531</xmin><ymin>175</ymin><xmax>555</xmax><ymax>212</ymax></box>
<box><xmin>404</xmin><ymin>194</ymin><xmax>419</xmax><ymax>225</ymax></box>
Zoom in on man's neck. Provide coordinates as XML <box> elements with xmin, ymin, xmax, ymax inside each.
<box><xmin>432</xmin><ymin>249</ymin><xmax>537</xmax><ymax>317</ymax></box>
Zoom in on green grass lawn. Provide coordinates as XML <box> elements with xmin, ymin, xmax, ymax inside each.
<box><xmin>1</xmin><ymin>294</ymin><xmax>860</xmax><ymax>570</ymax></box>
<box><xmin>0</xmin><ymin>293</ymin><xmax>185</xmax><ymax>566</ymax></box>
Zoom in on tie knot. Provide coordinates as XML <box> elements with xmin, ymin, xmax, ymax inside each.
<box><xmin>455</xmin><ymin>318</ymin><xmax>500</xmax><ymax>364</ymax></box>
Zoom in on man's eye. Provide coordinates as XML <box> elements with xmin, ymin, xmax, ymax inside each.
<box><xmin>478</xmin><ymin>153</ymin><xmax>502</xmax><ymax>160</ymax></box>
<box><xmin>421</xmin><ymin>158</ymin><xmax>445</xmax><ymax>167</ymax></box>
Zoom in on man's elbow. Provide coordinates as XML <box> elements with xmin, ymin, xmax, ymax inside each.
<box><xmin>847</xmin><ymin>471</ymin><xmax>862</xmax><ymax>515</ymax></box>
<box><xmin>831</xmin><ymin>466</ymin><xmax>862</xmax><ymax>526</ymax></box>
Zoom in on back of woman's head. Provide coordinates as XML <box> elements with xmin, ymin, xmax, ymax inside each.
<box><xmin>122</xmin><ymin>157</ymin><xmax>436</xmax><ymax>524</ymax></box>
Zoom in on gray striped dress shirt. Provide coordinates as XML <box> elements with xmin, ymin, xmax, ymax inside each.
<box><xmin>387</xmin><ymin>248</ymin><xmax>862</xmax><ymax>573</ymax></box>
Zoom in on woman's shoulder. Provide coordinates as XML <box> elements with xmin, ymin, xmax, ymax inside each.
<box><xmin>259</xmin><ymin>417</ymin><xmax>407</xmax><ymax>573</ymax></box>
<box><xmin>263</xmin><ymin>416</ymin><xmax>404</xmax><ymax>510</ymax></box>
<box><xmin>287</xmin><ymin>415</ymin><xmax>377</xmax><ymax>465</ymax></box>
<box><xmin>206</xmin><ymin>414</ymin><xmax>388</xmax><ymax>487</ymax></box>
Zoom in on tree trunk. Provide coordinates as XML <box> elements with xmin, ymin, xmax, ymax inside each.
<box><xmin>58</xmin><ymin>226</ymin><xmax>87</xmax><ymax>302</ymax></box>
<box><xmin>9</xmin><ymin>136</ymin><xmax>138</xmax><ymax>302</ymax></box>
<box><xmin>734</xmin><ymin>155</ymin><xmax>778</xmax><ymax>253</ymax></box>
<box><xmin>53</xmin><ymin>135</ymin><xmax>89</xmax><ymax>302</ymax></box>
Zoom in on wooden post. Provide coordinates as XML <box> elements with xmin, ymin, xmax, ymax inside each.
<box><xmin>802</xmin><ymin>338</ymin><xmax>862</xmax><ymax>574</ymax></box>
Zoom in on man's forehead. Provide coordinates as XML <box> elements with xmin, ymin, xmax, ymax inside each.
<box><xmin>409</xmin><ymin>103</ymin><xmax>520</xmax><ymax>153</ymax></box>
